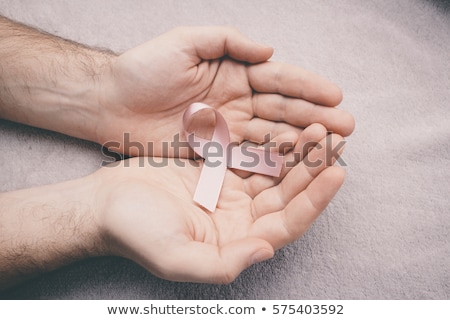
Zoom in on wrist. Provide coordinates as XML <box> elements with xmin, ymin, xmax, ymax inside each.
<box><xmin>0</xmin><ymin>174</ymin><xmax>107</xmax><ymax>289</ymax></box>
<box><xmin>13</xmin><ymin>49</ymin><xmax>116</xmax><ymax>143</ymax></box>
<box><xmin>0</xmin><ymin>16</ymin><xmax>117</xmax><ymax>142</ymax></box>
<box><xmin>43</xmin><ymin>49</ymin><xmax>117</xmax><ymax>143</ymax></box>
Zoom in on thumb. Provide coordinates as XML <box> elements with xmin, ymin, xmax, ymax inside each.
<box><xmin>178</xmin><ymin>26</ymin><xmax>274</xmax><ymax>63</ymax></box>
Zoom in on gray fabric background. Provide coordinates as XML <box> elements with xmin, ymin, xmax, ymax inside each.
<box><xmin>0</xmin><ymin>0</ymin><xmax>449</xmax><ymax>299</ymax></box>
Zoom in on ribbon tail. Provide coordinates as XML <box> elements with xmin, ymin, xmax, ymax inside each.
<box><xmin>193</xmin><ymin>158</ymin><xmax>227</xmax><ymax>212</ymax></box>
<box><xmin>228</xmin><ymin>145</ymin><xmax>283</xmax><ymax>177</ymax></box>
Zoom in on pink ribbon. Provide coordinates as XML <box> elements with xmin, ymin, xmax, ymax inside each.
<box><xmin>183</xmin><ymin>102</ymin><xmax>283</xmax><ymax>212</ymax></box>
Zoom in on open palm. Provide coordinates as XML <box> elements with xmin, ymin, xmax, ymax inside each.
<box><xmin>96</xmin><ymin>27</ymin><xmax>354</xmax><ymax>156</ymax></box>
<box><xmin>94</xmin><ymin>132</ymin><xmax>345</xmax><ymax>283</ymax></box>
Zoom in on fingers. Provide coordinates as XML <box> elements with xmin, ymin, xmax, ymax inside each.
<box><xmin>251</xmin><ymin>133</ymin><xmax>345</xmax><ymax>218</ymax></box>
<box><xmin>176</xmin><ymin>26</ymin><xmax>273</xmax><ymax>63</ymax></box>
<box><xmin>247</xmin><ymin>61</ymin><xmax>343</xmax><ymax>107</ymax></box>
<box><xmin>249</xmin><ymin>166</ymin><xmax>346</xmax><ymax>250</ymax></box>
<box><xmin>252</xmin><ymin>93</ymin><xmax>355</xmax><ymax>137</ymax></box>
<box><xmin>244</xmin><ymin>118</ymin><xmax>304</xmax><ymax>143</ymax></box>
<box><xmin>243</xmin><ymin>123</ymin><xmax>328</xmax><ymax>197</ymax></box>
<box><xmin>282</xmin><ymin>123</ymin><xmax>329</xmax><ymax>171</ymax></box>
<box><xmin>155</xmin><ymin>238</ymin><xmax>273</xmax><ymax>284</ymax></box>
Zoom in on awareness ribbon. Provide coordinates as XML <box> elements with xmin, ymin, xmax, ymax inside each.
<box><xmin>183</xmin><ymin>102</ymin><xmax>283</xmax><ymax>212</ymax></box>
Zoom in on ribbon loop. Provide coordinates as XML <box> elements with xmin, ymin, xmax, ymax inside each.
<box><xmin>183</xmin><ymin>103</ymin><xmax>283</xmax><ymax>212</ymax></box>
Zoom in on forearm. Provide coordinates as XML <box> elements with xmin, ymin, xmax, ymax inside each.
<box><xmin>0</xmin><ymin>15</ymin><xmax>116</xmax><ymax>141</ymax></box>
<box><xmin>0</xmin><ymin>176</ymin><xmax>106</xmax><ymax>291</ymax></box>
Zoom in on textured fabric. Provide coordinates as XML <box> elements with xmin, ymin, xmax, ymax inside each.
<box><xmin>0</xmin><ymin>0</ymin><xmax>449</xmax><ymax>299</ymax></box>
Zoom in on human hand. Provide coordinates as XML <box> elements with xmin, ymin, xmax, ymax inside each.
<box><xmin>0</xmin><ymin>123</ymin><xmax>344</xmax><ymax>288</ymax></box>
<box><xmin>92</xmin><ymin>128</ymin><xmax>345</xmax><ymax>283</ymax></box>
<box><xmin>96</xmin><ymin>26</ymin><xmax>354</xmax><ymax>156</ymax></box>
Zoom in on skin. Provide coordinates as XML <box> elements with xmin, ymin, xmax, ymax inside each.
<box><xmin>0</xmin><ymin>16</ymin><xmax>354</xmax><ymax>290</ymax></box>
<box><xmin>97</xmin><ymin>27</ymin><xmax>354</xmax><ymax>156</ymax></box>
<box><xmin>0</xmin><ymin>132</ymin><xmax>345</xmax><ymax>289</ymax></box>
<box><xmin>96</xmin><ymin>134</ymin><xmax>346</xmax><ymax>284</ymax></box>
<box><xmin>0</xmin><ymin>18</ymin><xmax>354</xmax><ymax>156</ymax></box>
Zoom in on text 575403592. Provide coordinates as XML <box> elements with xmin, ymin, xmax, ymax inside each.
<box><xmin>270</xmin><ymin>304</ymin><xmax>344</xmax><ymax>315</ymax></box>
